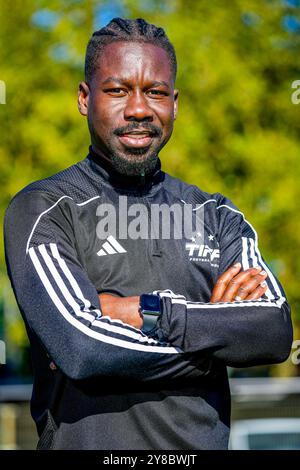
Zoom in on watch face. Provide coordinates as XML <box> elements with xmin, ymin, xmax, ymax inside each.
<box><xmin>141</xmin><ymin>294</ymin><xmax>160</xmax><ymax>313</ymax></box>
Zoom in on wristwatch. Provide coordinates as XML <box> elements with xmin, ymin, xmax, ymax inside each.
<box><xmin>139</xmin><ymin>293</ymin><xmax>161</xmax><ymax>333</ymax></box>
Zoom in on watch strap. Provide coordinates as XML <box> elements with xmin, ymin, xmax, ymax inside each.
<box><xmin>141</xmin><ymin>312</ymin><xmax>160</xmax><ymax>333</ymax></box>
<box><xmin>139</xmin><ymin>293</ymin><xmax>161</xmax><ymax>333</ymax></box>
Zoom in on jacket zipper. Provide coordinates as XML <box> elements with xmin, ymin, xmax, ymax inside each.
<box><xmin>143</xmin><ymin>196</ymin><xmax>162</xmax><ymax>257</ymax></box>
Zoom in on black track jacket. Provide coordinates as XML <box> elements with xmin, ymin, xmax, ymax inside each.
<box><xmin>4</xmin><ymin>148</ymin><xmax>293</xmax><ymax>449</ymax></box>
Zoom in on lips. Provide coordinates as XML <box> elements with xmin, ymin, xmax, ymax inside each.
<box><xmin>118</xmin><ymin>131</ymin><xmax>155</xmax><ymax>148</ymax></box>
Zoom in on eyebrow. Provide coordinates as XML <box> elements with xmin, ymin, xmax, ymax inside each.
<box><xmin>101</xmin><ymin>77</ymin><xmax>170</xmax><ymax>89</ymax></box>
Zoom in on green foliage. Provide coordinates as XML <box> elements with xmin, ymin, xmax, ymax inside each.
<box><xmin>0</xmin><ymin>0</ymin><xmax>299</xmax><ymax>377</ymax></box>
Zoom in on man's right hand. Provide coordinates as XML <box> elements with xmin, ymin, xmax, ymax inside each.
<box><xmin>210</xmin><ymin>263</ymin><xmax>268</xmax><ymax>303</ymax></box>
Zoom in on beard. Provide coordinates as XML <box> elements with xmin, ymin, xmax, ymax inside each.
<box><xmin>108</xmin><ymin>146</ymin><xmax>159</xmax><ymax>176</ymax></box>
<box><xmin>89</xmin><ymin>119</ymin><xmax>168</xmax><ymax>176</ymax></box>
<box><xmin>108</xmin><ymin>121</ymin><xmax>164</xmax><ymax>176</ymax></box>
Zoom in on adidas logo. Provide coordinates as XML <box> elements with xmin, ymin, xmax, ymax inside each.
<box><xmin>97</xmin><ymin>235</ymin><xmax>127</xmax><ymax>257</ymax></box>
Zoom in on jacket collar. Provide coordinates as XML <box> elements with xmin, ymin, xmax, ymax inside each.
<box><xmin>87</xmin><ymin>146</ymin><xmax>164</xmax><ymax>193</ymax></box>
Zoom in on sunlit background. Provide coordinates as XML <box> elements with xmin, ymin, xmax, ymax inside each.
<box><xmin>0</xmin><ymin>0</ymin><xmax>300</xmax><ymax>450</ymax></box>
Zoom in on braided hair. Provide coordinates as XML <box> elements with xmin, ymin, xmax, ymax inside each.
<box><xmin>85</xmin><ymin>17</ymin><xmax>177</xmax><ymax>83</ymax></box>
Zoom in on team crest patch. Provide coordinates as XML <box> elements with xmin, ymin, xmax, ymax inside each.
<box><xmin>185</xmin><ymin>232</ymin><xmax>220</xmax><ymax>268</ymax></box>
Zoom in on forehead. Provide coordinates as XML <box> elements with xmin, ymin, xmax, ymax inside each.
<box><xmin>94</xmin><ymin>41</ymin><xmax>173</xmax><ymax>84</ymax></box>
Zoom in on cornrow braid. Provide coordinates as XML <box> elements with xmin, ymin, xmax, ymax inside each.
<box><xmin>85</xmin><ymin>17</ymin><xmax>177</xmax><ymax>83</ymax></box>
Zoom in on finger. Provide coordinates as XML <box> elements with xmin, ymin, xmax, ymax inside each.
<box><xmin>220</xmin><ymin>267</ymin><xmax>265</xmax><ymax>302</ymax></box>
<box><xmin>232</xmin><ymin>271</ymin><xmax>268</xmax><ymax>301</ymax></box>
<box><xmin>221</xmin><ymin>267</ymin><xmax>266</xmax><ymax>302</ymax></box>
<box><xmin>210</xmin><ymin>263</ymin><xmax>242</xmax><ymax>302</ymax></box>
<box><xmin>245</xmin><ymin>281</ymin><xmax>268</xmax><ymax>301</ymax></box>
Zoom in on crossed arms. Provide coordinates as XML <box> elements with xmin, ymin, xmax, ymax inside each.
<box><xmin>99</xmin><ymin>264</ymin><xmax>269</xmax><ymax>329</ymax></box>
<box><xmin>4</xmin><ymin>191</ymin><xmax>293</xmax><ymax>381</ymax></box>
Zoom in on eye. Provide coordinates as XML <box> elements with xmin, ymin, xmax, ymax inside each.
<box><xmin>104</xmin><ymin>88</ymin><xmax>127</xmax><ymax>96</ymax></box>
<box><xmin>147</xmin><ymin>89</ymin><xmax>168</xmax><ymax>96</ymax></box>
<box><xmin>147</xmin><ymin>90</ymin><xmax>169</xmax><ymax>99</ymax></box>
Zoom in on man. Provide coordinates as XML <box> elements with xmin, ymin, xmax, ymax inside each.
<box><xmin>4</xmin><ymin>18</ymin><xmax>293</xmax><ymax>450</ymax></box>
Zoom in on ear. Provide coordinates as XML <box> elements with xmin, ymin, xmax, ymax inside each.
<box><xmin>173</xmin><ymin>89</ymin><xmax>179</xmax><ymax>120</ymax></box>
<box><xmin>78</xmin><ymin>81</ymin><xmax>90</xmax><ymax>116</ymax></box>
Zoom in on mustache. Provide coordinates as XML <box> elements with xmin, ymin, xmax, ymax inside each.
<box><xmin>113</xmin><ymin>122</ymin><xmax>162</xmax><ymax>138</ymax></box>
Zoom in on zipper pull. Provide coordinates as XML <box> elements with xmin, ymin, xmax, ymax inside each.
<box><xmin>140</xmin><ymin>171</ymin><xmax>146</xmax><ymax>187</ymax></box>
<box><xmin>152</xmin><ymin>238</ymin><xmax>162</xmax><ymax>257</ymax></box>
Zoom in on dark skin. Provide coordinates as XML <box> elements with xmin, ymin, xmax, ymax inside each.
<box><xmin>99</xmin><ymin>265</ymin><xmax>268</xmax><ymax>329</ymax></box>
<box><xmin>78</xmin><ymin>41</ymin><xmax>268</xmax><ymax>329</ymax></box>
<box><xmin>78</xmin><ymin>42</ymin><xmax>178</xmax><ymax>172</ymax></box>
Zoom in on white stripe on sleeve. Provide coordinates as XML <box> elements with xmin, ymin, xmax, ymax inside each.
<box><xmin>28</xmin><ymin>247</ymin><xmax>179</xmax><ymax>354</ymax></box>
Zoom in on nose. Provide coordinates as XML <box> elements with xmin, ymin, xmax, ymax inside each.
<box><xmin>124</xmin><ymin>90</ymin><xmax>153</xmax><ymax>122</ymax></box>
